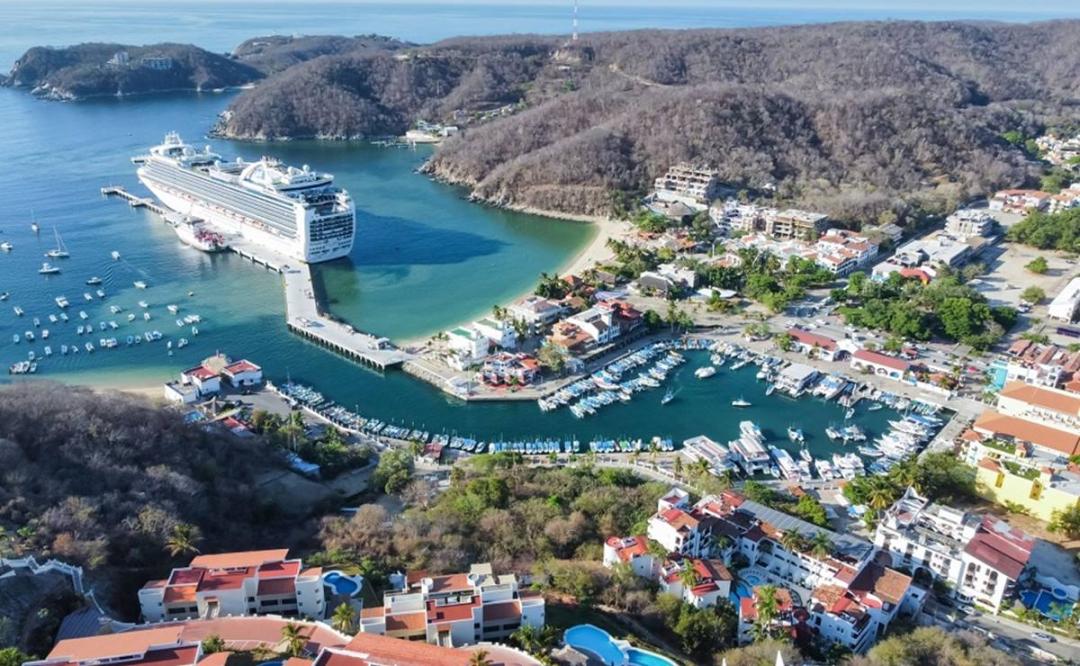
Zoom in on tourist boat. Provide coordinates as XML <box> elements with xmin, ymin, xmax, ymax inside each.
<box><xmin>857</xmin><ymin>446</ymin><xmax>884</xmax><ymax>458</ymax></box>
<box><xmin>695</xmin><ymin>366</ymin><xmax>717</xmax><ymax>379</ymax></box>
<box><xmin>788</xmin><ymin>426</ymin><xmax>804</xmax><ymax>443</ymax></box>
<box><xmin>38</xmin><ymin>262</ymin><xmax>61</xmax><ymax>274</ymax></box>
<box><xmin>661</xmin><ymin>387</ymin><xmax>675</xmax><ymax>405</ymax></box>
<box><xmin>55</xmin><ymin>296</ymin><xmax>69</xmax><ymax>308</ymax></box>
<box><xmin>732</xmin><ymin>397</ymin><xmax>752</xmax><ymax>407</ymax></box>
<box><xmin>13</xmin><ymin>306</ymin><xmax>23</xmax><ymax>316</ymax></box>
<box><xmin>111</xmin><ymin>250</ymin><xmax>121</xmax><ymax>260</ymax></box>
<box><xmin>134</xmin><ymin>281</ymin><xmax>148</xmax><ymax>289</ymax></box>
<box><xmin>44</xmin><ymin>228</ymin><xmax>69</xmax><ymax>259</ymax></box>
<box><xmin>86</xmin><ymin>276</ymin><xmax>102</xmax><ymax>286</ymax></box>
<box><xmin>0</xmin><ymin>241</ymin><xmax>12</xmax><ymax>252</ymax></box>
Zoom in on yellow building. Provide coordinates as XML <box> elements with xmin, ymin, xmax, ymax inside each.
<box><xmin>975</xmin><ymin>457</ymin><xmax>1080</xmax><ymax>522</ymax></box>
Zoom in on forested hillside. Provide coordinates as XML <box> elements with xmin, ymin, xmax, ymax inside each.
<box><xmin>221</xmin><ymin>20</ymin><xmax>1080</xmax><ymax>223</ymax></box>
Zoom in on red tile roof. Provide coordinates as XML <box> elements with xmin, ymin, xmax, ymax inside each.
<box><xmin>963</xmin><ymin>517</ymin><xmax>1034</xmax><ymax>580</ymax></box>
<box><xmin>606</xmin><ymin>535</ymin><xmax>650</xmax><ymax>563</ymax></box>
<box><xmin>46</xmin><ymin>627</ymin><xmax>188</xmax><ymax>663</ymax></box>
<box><xmin>190</xmin><ymin>550</ymin><xmax>291</xmax><ymax>569</ymax></box>
<box><xmin>224</xmin><ymin>360</ymin><xmax>261</xmax><ymax>374</ymax></box>
<box><xmin>340</xmin><ymin>634</ymin><xmax>473</xmax><ymax>666</ymax></box>
<box><xmin>853</xmin><ymin>349</ymin><xmax>910</xmax><ymax>371</ymax></box>
<box><xmin>788</xmin><ymin>327</ymin><xmax>838</xmax><ymax>351</ymax></box>
<box><xmin>257</xmin><ymin>577</ymin><xmax>296</xmax><ymax>596</ymax></box>
<box><xmin>999</xmin><ymin>381</ymin><xmax>1080</xmax><ymax>416</ymax></box>
<box><xmin>183</xmin><ymin>366</ymin><xmax>219</xmax><ymax>381</ymax></box>
<box><xmin>482</xmin><ymin>600</ymin><xmax>522</xmax><ymax>622</ymax></box>
<box><xmin>973</xmin><ymin>410</ymin><xmax>1080</xmax><ymax>456</ymax></box>
<box><xmin>385</xmin><ymin>611</ymin><xmax>427</xmax><ymax>633</ymax></box>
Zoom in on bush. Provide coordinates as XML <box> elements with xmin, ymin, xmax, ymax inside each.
<box><xmin>1025</xmin><ymin>256</ymin><xmax>1049</xmax><ymax>274</ymax></box>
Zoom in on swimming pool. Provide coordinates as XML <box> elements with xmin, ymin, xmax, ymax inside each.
<box><xmin>323</xmin><ymin>571</ymin><xmax>361</xmax><ymax>596</ymax></box>
<box><xmin>564</xmin><ymin>624</ymin><xmax>676</xmax><ymax>666</ymax></box>
<box><xmin>1021</xmin><ymin>588</ymin><xmax>1074</xmax><ymax>620</ymax></box>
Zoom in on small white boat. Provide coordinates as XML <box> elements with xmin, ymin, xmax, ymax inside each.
<box><xmin>177</xmin><ymin>338</ymin><xmax>188</xmax><ymax>348</ymax></box>
<box><xmin>60</xmin><ymin>345</ymin><xmax>68</xmax><ymax>355</ymax></box>
<box><xmin>55</xmin><ymin>296</ymin><xmax>69</xmax><ymax>308</ymax></box>
<box><xmin>176</xmin><ymin>319</ymin><xmax>184</xmax><ymax>327</ymax></box>
<box><xmin>11</xmin><ymin>334</ymin><xmax>19</xmax><ymax>343</ymax></box>
<box><xmin>0</xmin><ymin>292</ymin><xmax>7</xmax><ymax>300</ymax></box>
<box><xmin>48</xmin><ymin>314</ymin><xmax>57</xmax><ymax>323</ymax></box>
<box><xmin>86</xmin><ymin>276</ymin><xmax>102</xmax><ymax>285</ymax></box>
<box><xmin>138</xmin><ymin>300</ymin><xmax>149</xmax><ymax>308</ymax></box>
<box><xmin>191</xmin><ymin>326</ymin><xmax>199</xmax><ymax>336</ymax></box>
<box><xmin>24</xmin><ymin>330</ymin><xmax>34</xmax><ymax>341</ymax></box>
<box><xmin>32</xmin><ymin>317</ymin><xmax>40</xmax><ymax>327</ymax></box>
<box><xmin>39</xmin><ymin>262</ymin><xmax>61</xmax><ymax>275</ymax></box>
<box><xmin>111</xmin><ymin>250</ymin><xmax>121</xmax><ymax>260</ymax></box>
<box><xmin>78</xmin><ymin>310</ymin><xmax>88</xmax><ymax>320</ymax></box>
<box><xmin>133</xmin><ymin>281</ymin><xmax>147</xmax><ymax>289</ymax></box>
<box><xmin>13</xmin><ymin>306</ymin><xmax>24</xmax><ymax>316</ymax></box>
<box><xmin>85</xmin><ymin>342</ymin><xmax>94</xmax><ymax>352</ymax></box>
<box><xmin>41</xmin><ymin>329</ymin><xmax>49</xmax><ymax>339</ymax></box>
<box><xmin>732</xmin><ymin>397</ymin><xmax>752</xmax><ymax>407</ymax></box>
<box><xmin>167</xmin><ymin>304</ymin><xmax>179</xmax><ymax>314</ymax></box>
<box><xmin>59</xmin><ymin>312</ymin><xmax>68</xmax><ymax>321</ymax></box>
<box><xmin>695</xmin><ymin>366</ymin><xmax>717</xmax><ymax>379</ymax></box>
<box><xmin>127</xmin><ymin>313</ymin><xmax>136</xmax><ymax>322</ymax></box>
<box><xmin>83</xmin><ymin>292</ymin><xmax>93</xmax><ymax>301</ymax></box>
<box><xmin>0</xmin><ymin>241</ymin><xmax>12</xmax><ymax>251</ymax></box>
<box><xmin>110</xmin><ymin>305</ymin><xmax>122</xmax><ymax>314</ymax></box>
<box><xmin>143</xmin><ymin>312</ymin><xmax>151</xmax><ymax>321</ymax></box>
<box><xmin>44</xmin><ymin>346</ymin><xmax>52</xmax><ymax>357</ymax></box>
<box><xmin>96</xmin><ymin>289</ymin><xmax>106</xmax><ymax>299</ymax></box>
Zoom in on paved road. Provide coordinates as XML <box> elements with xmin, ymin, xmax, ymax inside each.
<box><xmin>923</xmin><ymin>599</ymin><xmax>1080</xmax><ymax>664</ymax></box>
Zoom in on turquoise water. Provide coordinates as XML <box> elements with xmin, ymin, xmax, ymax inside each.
<box><xmin>564</xmin><ymin>624</ymin><xmax>676</xmax><ymax>666</ymax></box>
<box><xmin>323</xmin><ymin>571</ymin><xmax>360</xmax><ymax>597</ymax></box>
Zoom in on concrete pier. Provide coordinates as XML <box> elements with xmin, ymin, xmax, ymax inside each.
<box><xmin>101</xmin><ymin>185</ymin><xmax>167</xmax><ymax>216</ymax></box>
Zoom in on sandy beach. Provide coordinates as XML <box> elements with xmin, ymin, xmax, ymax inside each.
<box><xmin>396</xmin><ymin>210</ymin><xmax>629</xmax><ymax>348</ymax></box>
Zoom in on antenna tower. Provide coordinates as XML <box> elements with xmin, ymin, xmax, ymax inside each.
<box><xmin>572</xmin><ymin>0</ymin><xmax>579</xmax><ymax>42</ymax></box>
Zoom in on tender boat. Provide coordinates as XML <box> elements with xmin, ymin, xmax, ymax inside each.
<box><xmin>134</xmin><ymin>281</ymin><xmax>148</xmax><ymax>289</ymax></box>
<box><xmin>732</xmin><ymin>397</ymin><xmax>752</xmax><ymax>407</ymax></box>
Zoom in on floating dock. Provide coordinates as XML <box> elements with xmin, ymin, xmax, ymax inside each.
<box><xmin>102</xmin><ymin>184</ymin><xmax>412</xmax><ymax>371</ymax></box>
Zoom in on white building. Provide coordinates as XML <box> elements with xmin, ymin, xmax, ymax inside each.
<box><xmin>508</xmin><ymin>295</ymin><xmax>564</xmax><ymax>331</ymax></box>
<box><xmin>873</xmin><ymin>489</ymin><xmax>1034</xmax><ymax>612</ymax></box>
<box><xmin>945</xmin><ymin>209</ymin><xmax>996</xmax><ymax>239</ymax></box>
<box><xmin>472</xmin><ymin>316</ymin><xmax>518</xmax><ymax>350</ymax></box>
<box><xmin>138</xmin><ymin>549</ymin><xmax>326</xmax><ymax>622</ymax></box>
<box><xmin>815</xmin><ymin>229</ymin><xmax>879</xmax><ymax>276</ymax></box>
<box><xmin>222</xmin><ymin>359</ymin><xmax>263</xmax><ymax>387</ymax></box>
<box><xmin>446</xmin><ymin>326</ymin><xmax>490</xmax><ymax>370</ymax></box>
<box><xmin>358</xmin><ymin>563</ymin><xmax>544</xmax><ymax>647</ymax></box>
<box><xmin>1048</xmin><ymin>277</ymin><xmax>1080</xmax><ymax>323</ymax></box>
<box><xmin>566</xmin><ymin>306</ymin><xmax>620</xmax><ymax>346</ymax></box>
<box><xmin>653</xmin><ymin>163</ymin><xmax>721</xmax><ymax>208</ymax></box>
<box><xmin>656</xmin><ymin>557</ymin><xmax>732</xmax><ymax>609</ymax></box>
<box><xmin>602</xmin><ymin>535</ymin><xmax>658</xmax><ymax>578</ymax></box>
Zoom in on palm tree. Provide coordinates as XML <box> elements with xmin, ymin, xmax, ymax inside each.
<box><xmin>280</xmin><ymin>622</ymin><xmax>307</xmax><ymax>657</ymax></box>
<box><xmin>779</xmin><ymin>530</ymin><xmax>806</xmax><ymax>553</ymax></box>
<box><xmin>164</xmin><ymin>523</ymin><xmax>202</xmax><ymax>558</ymax></box>
<box><xmin>866</xmin><ymin>477</ymin><xmax>897</xmax><ymax>514</ymax></box>
<box><xmin>752</xmin><ymin>584</ymin><xmax>781</xmax><ymax>642</ymax></box>
<box><xmin>889</xmin><ymin>456</ymin><xmax>920</xmax><ymax>490</ymax></box>
<box><xmin>511</xmin><ymin>625</ymin><xmax>540</xmax><ymax>655</ymax></box>
<box><xmin>468</xmin><ymin>650</ymin><xmax>493</xmax><ymax>666</ymax></box>
<box><xmin>809</xmin><ymin>531</ymin><xmax>833</xmax><ymax>560</ymax></box>
<box><xmin>331</xmin><ymin>602</ymin><xmax>357</xmax><ymax>634</ymax></box>
<box><xmin>679</xmin><ymin>562</ymin><xmax>700</xmax><ymax>590</ymax></box>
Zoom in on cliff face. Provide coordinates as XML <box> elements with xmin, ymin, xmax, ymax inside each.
<box><xmin>2</xmin><ymin>43</ymin><xmax>262</xmax><ymax>100</ymax></box>
<box><xmin>215</xmin><ymin>21</ymin><xmax>1080</xmax><ymax>221</ymax></box>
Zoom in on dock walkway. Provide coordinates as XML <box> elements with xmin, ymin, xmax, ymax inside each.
<box><xmin>102</xmin><ymin>185</ymin><xmax>412</xmax><ymax>371</ymax></box>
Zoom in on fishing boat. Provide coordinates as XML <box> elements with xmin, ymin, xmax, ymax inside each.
<box><xmin>695</xmin><ymin>366</ymin><xmax>717</xmax><ymax>379</ymax></box>
<box><xmin>44</xmin><ymin>228</ymin><xmax>69</xmax><ymax>259</ymax></box>
<box><xmin>661</xmin><ymin>387</ymin><xmax>675</xmax><ymax>405</ymax></box>
<box><xmin>38</xmin><ymin>262</ymin><xmax>61</xmax><ymax>274</ymax></box>
<box><xmin>55</xmin><ymin>296</ymin><xmax>69</xmax><ymax>308</ymax></box>
<box><xmin>111</xmin><ymin>250</ymin><xmax>121</xmax><ymax>260</ymax></box>
<box><xmin>134</xmin><ymin>281</ymin><xmax>148</xmax><ymax>289</ymax></box>
<box><xmin>86</xmin><ymin>276</ymin><xmax>102</xmax><ymax>285</ymax></box>
<box><xmin>732</xmin><ymin>397</ymin><xmax>752</xmax><ymax>407</ymax></box>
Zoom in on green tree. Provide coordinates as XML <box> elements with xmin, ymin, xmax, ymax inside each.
<box><xmin>1048</xmin><ymin>504</ymin><xmax>1080</xmax><ymax>539</ymax></box>
<box><xmin>331</xmin><ymin>602</ymin><xmax>358</xmax><ymax>634</ymax></box>
<box><xmin>1025</xmin><ymin>256</ymin><xmax>1049</xmax><ymax>274</ymax></box>
<box><xmin>536</xmin><ymin>342</ymin><xmax>568</xmax><ymax>374</ymax></box>
<box><xmin>1021</xmin><ymin>285</ymin><xmax>1046</xmax><ymax>303</ymax></box>
<box><xmin>776</xmin><ymin>333</ymin><xmax>794</xmax><ymax>352</ymax></box>
<box><xmin>164</xmin><ymin>523</ymin><xmax>202</xmax><ymax>558</ymax></box>
<box><xmin>200</xmin><ymin>635</ymin><xmax>226</xmax><ymax>654</ymax></box>
<box><xmin>808</xmin><ymin>531</ymin><xmax>834</xmax><ymax>559</ymax></box>
<box><xmin>372</xmin><ymin>449</ymin><xmax>414</xmax><ymax>495</ymax></box>
<box><xmin>281</xmin><ymin>622</ymin><xmax>307</xmax><ymax>656</ymax></box>
<box><xmin>0</xmin><ymin>648</ymin><xmax>32</xmax><ymax>666</ymax></box>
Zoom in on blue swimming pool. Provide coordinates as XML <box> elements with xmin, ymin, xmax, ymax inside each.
<box><xmin>1021</xmin><ymin>588</ymin><xmax>1074</xmax><ymax>620</ymax></box>
<box><xmin>564</xmin><ymin>625</ymin><xmax>676</xmax><ymax>666</ymax></box>
<box><xmin>323</xmin><ymin>571</ymin><xmax>360</xmax><ymax>596</ymax></box>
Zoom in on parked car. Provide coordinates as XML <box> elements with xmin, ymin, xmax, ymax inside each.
<box><xmin>1030</xmin><ymin>632</ymin><xmax>1055</xmax><ymax>642</ymax></box>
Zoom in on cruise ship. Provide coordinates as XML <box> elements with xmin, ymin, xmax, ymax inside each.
<box><xmin>135</xmin><ymin>132</ymin><xmax>355</xmax><ymax>263</ymax></box>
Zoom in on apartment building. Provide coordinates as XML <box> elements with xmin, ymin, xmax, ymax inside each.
<box><xmin>1048</xmin><ymin>277</ymin><xmax>1080</xmax><ymax>323</ymax></box>
<box><xmin>989</xmin><ymin>189</ymin><xmax>1052</xmax><ymax>214</ymax></box>
<box><xmin>657</xmin><ymin>556</ymin><xmax>733</xmax><ymax>609</ymax></box>
<box><xmin>766</xmin><ymin>209</ymin><xmax>829</xmax><ymax>241</ymax></box>
<box><xmin>358</xmin><ymin>563</ymin><xmax>544</xmax><ymax>647</ymax></box>
<box><xmin>1001</xmin><ymin>339</ymin><xmax>1080</xmax><ymax>390</ymax></box>
<box><xmin>27</xmin><ymin>627</ymin><xmax>199</xmax><ymax>666</ymax></box>
<box><xmin>873</xmin><ymin>489</ymin><xmax>1034</xmax><ymax>611</ymax></box>
<box><xmin>507</xmin><ymin>295</ymin><xmax>564</xmax><ymax>332</ymax></box>
<box><xmin>815</xmin><ymin>229</ymin><xmax>879</xmax><ymax>276</ymax></box>
<box><xmin>787</xmin><ymin>328</ymin><xmax>844</xmax><ymax>362</ymax></box>
<box><xmin>944</xmin><ymin>209</ymin><xmax>996</xmax><ymax>239</ymax></box>
<box><xmin>138</xmin><ymin>549</ymin><xmax>325</xmax><ymax>622</ymax></box>
<box><xmin>995</xmin><ymin>381</ymin><xmax>1080</xmax><ymax>431</ymax></box>
<box><xmin>975</xmin><ymin>457</ymin><xmax>1080</xmax><ymax>522</ymax></box>
<box><xmin>446</xmin><ymin>326</ymin><xmax>491</xmax><ymax>370</ymax></box>
<box><xmin>653</xmin><ymin>163</ymin><xmax>722</xmax><ymax>208</ymax></box>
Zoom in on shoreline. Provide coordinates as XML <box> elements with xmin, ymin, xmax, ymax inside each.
<box><xmin>395</xmin><ymin>205</ymin><xmax>627</xmax><ymax>349</ymax></box>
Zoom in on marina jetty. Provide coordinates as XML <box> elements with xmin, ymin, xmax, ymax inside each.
<box><xmin>102</xmin><ymin>185</ymin><xmax>412</xmax><ymax>371</ymax></box>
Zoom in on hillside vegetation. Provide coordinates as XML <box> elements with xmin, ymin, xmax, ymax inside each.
<box><xmin>1</xmin><ymin>43</ymin><xmax>262</xmax><ymax>99</ymax></box>
<box><xmin>231</xmin><ymin>34</ymin><xmax>410</xmax><ymax>75</ymax></box>
<box><xmin>221</xmin><ymin>20</ymin><xmax>1080</xmax><ymax>223</ymax></box>
<box><xmin>0</xmin><ymin>384</ymin><xmax>280</xmax><ymax>573</ymax></box>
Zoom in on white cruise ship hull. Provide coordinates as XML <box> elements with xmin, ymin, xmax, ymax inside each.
<box><xmin>140</xmin><ymin>178</ymin><xmax>352</xmax><ymax>264</ymax></box>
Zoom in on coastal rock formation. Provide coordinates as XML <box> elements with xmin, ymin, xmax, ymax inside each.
<box><xmin>1</xmin><ymin>42</ymin><xmax>263</xmax><ymax>100</ymax></box>
<box><xmin>231</xmin><ymin>34</ymin><xmax>410</xmax><ymax>75</ymax></box>
<box><xmin>223</xmin><ymin>21</ymin><xmax>1080</xmax><ymax>221</ymax></box>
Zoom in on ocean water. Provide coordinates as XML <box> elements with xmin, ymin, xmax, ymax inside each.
<box><xmin>0</xmin><ymin>0</ymin><xmax>1032</xmax><ymax>445</ymax></box>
